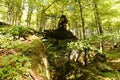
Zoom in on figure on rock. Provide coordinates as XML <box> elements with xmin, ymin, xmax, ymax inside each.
<box><xmin>58</xmin><ymin>15</ymin><xmax>68</xmax><ymax>30</ymax></box>
<box><xmin>43</xmin><ymin>15</ymin><xmax>77</xmax><ymax>40</ymax></box>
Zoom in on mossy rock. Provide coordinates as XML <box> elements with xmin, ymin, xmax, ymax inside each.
<box><xmin>44</xmin><ymin>27</ymin><xmax>77</xmax><ymax>40</ymax></box>
<box><xmin>21</xmin><ymin>35</ymin><xmax>50</xmax><ymax>80</ymax></box>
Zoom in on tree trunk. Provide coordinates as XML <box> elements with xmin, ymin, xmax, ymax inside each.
<box><xmin>78</xmin><ymin>0</ymin><xmax>87</xmax><ymax>66</ymax></box>
<box><xmin>6</xmin><ymin>0</ymin><xmax>23</xmax><ymax>25</ymax></box>
<box><xmin>6</xmin><ymin>1</ymin><xmax>12</xmax><ymax>24</ymax></box>
<box><xmin>93</xmin><ymin>0</ymin><xmax>103</xmax><ymax>34</ymax></box>
<box><xmin>78</xmin><ymin>0</ymin><xmax>85</xmax><ymax>40</ymax></box>
<box><xmin>36</xmin><ymin>9</ymin><xmax>40</xmax><ymax>30</ymax></box>
<box><xmin>39</xmin><ymin>7</ymin><xmax>45</xmax><ymax>32</ymax></box>
<box><xmin>27</xmin><ymin>9</ymin><xmax>33</xmax><ymax>27</ymax></box>
<box><xmin>17</xmin><ymin>0</ymin><xmax>24</xmax><ymax>25</ymax></box>
<box><xmin>93</xmin><ymin>0</ymin><xmax>103</xmax><ymax>52</ymax></box>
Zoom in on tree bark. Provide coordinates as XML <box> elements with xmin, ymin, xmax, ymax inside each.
<box><xmin>78</xmin><ymin>0</ymin><xmax>85</xmax><ymax>40</ymax></box>
<box><xmin>93</xmin><ymin>0</ymin><xmax>103</xmax><ymax>34</ymax></box>
<box><xmin>39</xmin><ymin>7</ymin><xmax>45</xmax><ymax>32</ymax></box>
<box><xmin>27</xmin><ymin>9</ymin><xmax>33</xmax><ymax>27</ymax></box>
<box><xmin>93</xmin><ymin>0</ymin><xmax>103</xmax><ymax>52</ymax></box>
<box><xmin>78</xmin><ymin>0</ymin><xmax>87</xmax><ymax>66</ymax></box>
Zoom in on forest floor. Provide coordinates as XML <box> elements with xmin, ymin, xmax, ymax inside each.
<box><xmin>107</xmin><ymin>49</ymin><xmax>120</xmax><ymax>72</ymax></box>
<box><xmin>109</xmin><ymin>58</ymin><xmax>120</xmax><ymax>71</ymax></box>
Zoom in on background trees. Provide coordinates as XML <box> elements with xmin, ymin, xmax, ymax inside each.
<box><xmin>0</xmin><ymin>0</ymin><xmax>119</xmax><ymax>35</ymax></box>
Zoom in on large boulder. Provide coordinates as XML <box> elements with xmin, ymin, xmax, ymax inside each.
<box><xmin>22</xmin><ymin>35</ymin><xmax>50</xmax><ymax>80</ymax></box>
<box><xmin>43</xmin><ymin>27</ymin><xmax>77</xmax><ymax>40</ymax></box>
<box><xmin>0</xmin><ymin>35</ymin><xmax>50</xmax><ymax>80</ymax></box>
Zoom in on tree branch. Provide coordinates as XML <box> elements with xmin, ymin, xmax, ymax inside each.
<box><xmin>44</xmin><ymin>0</ymin><xmax>59</xmax><ymax>12</ymax></box>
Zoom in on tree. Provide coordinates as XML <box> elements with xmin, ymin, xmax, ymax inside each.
<box><xmin>38</xmin><ymin>0</ymin><xmax>58</xmax><ymax>32</ymax></box>
<box><xmin>92</xmin><ymin>0</ymin><xmax>103</xmax><ymax>52</ymax></box>
<box><xmin>78</xmin><ymin>0</ymin><xmax>88</xmax><ymax>66</ymax></box>
<box><xmin>4</xmin><ymin>0</ymin><xmax>24</xmax><ymax>25</ymax></box>
<box><xmin>26</xmin><ymin>0</ymin><xmax>35</xmax><ymax>27</ymax></box>
<box><xmin>78</xmin><ymin>0</ymin><xmax>86</xmax><ymax>40</ymax></box>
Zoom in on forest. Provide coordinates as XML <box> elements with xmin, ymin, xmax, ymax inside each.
<box><xmin>0</xmin><ymin>0</ymin><xmax>120</xmax><ymax>80</ymax></box>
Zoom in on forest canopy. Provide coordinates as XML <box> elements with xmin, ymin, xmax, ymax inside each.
<box><xmin>0</xmin><ymin>0</ymin><xmax>120</xmax><ymax>36</ymax></box>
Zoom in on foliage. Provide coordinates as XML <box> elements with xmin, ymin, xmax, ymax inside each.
<box><xmin>68</xmin><ymin>40</ymin><xmax>95</xmax><ymax>50</ymax></box>
<box><xmin>10</xmin><ymin>26</ymin><xmax>29</xmax><ymax>39</ymax></box>
<box><xmin>87</xmin><ymin>33</ymin><xmax>119</xmax><ymax>43</ymax></box>
<box><xmin>44</xmin><ymin>33</ymin><xmax>120</xmax><ymax>79</ymax></box>
<box><xmin>67</xmin><ymin>39</ymin><xmax>101</xmax><ymax>56</ymax></box>
<box><xmin>43</xmin><ymin>38</ymin><xmax>70</xmax><ymax>58</ymax></box>
<box><xmin>0</xmin><ymin>53</ymin><xmax>31</xmax><ymax>80</ymax></box>
<box><xmin>0</xmin><ymin>35</ymin><xmax>23</xmax><ymax>49</ymax></box>
<box><xmin>0</xmin><ymin>28</ymin><xmax>8</xmax><ymax>34</ymax></box>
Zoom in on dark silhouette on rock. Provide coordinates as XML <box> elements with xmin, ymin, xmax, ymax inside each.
<box><xmin>43</xmin><ymin>15</ymin><xmax>77</xmax><ymax>40</ymax></box>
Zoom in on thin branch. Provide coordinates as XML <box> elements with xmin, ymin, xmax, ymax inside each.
<box><xmin>44</xmin><ymin>0</ymin><xmax>59</xmax><ymax>12</ymax></box>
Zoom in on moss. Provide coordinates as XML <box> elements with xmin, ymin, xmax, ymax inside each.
<box><xmin>20</xmin><ymin>35</ymin><xmax>50</xmax><ymax>79</ymax></box>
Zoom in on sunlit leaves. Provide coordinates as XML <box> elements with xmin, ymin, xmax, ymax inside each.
<box><xmin>68</xmin><ymin>40</ymin><xmax>97</xmax><ymax>51</ymax></box>
<box><xmin>0</xmin><ymin>0</ymin><xmax>120</xmax><ymax>34</ymax></box>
